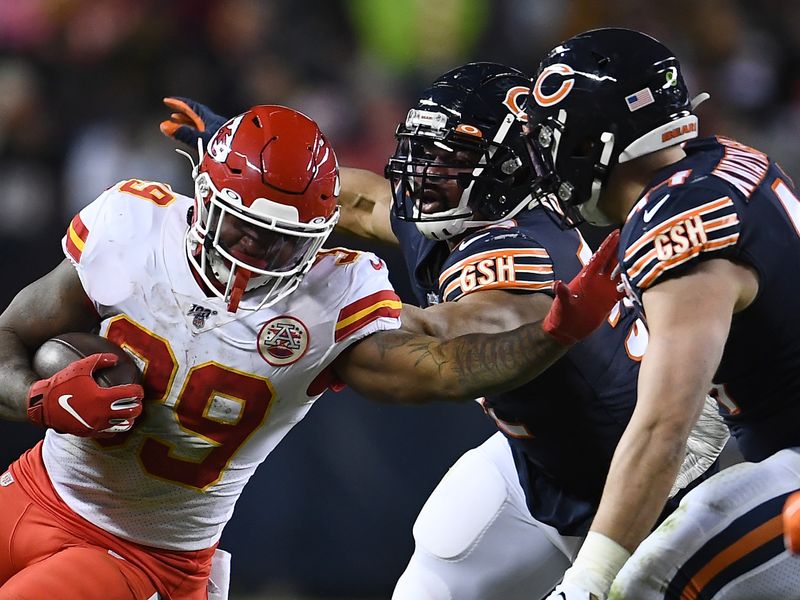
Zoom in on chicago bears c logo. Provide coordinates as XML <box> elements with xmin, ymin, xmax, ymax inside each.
<box><xmin>257</xmin><ymin>316</ymin><xmax>310</xmax><ymax>366</ymax></box>
<box><xmin>533</xmin><ymin>64</ymin><xmax>575</xmax><ymax>107</ymax></box>
<box><xmin>502</xmin><ymin>85</ymin><xmax>531</xmax><ymax>119</ymax></box>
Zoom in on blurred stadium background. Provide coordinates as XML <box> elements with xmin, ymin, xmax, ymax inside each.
<box><xmin>0</xmin><ymin>0</ymin><xmax>795</xmax><ymax>598</ymax></box>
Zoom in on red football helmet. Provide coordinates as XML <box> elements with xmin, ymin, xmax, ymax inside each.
<box><xmin>185</xmin><ymin>105</ymin><xmax>340</xmax><ymax>312</ymax></box>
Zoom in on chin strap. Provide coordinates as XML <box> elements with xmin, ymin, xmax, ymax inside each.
<box><xmin>227</xmin><ymin>267</ymin><xmax>252</xmax><ymax>313</ymax></box>
<box><xmin>576</xmin><ymin>132</ymin><xmax>617</xmax><ymax>226</ymax></box>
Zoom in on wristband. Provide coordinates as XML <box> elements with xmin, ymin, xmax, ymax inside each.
<box><xmin>564</xmin><ymin>531</ymin><xmax>631</xmax><ymax>598</ymax></box>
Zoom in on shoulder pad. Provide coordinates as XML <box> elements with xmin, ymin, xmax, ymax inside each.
<box><xmin>62</xmin><ymin>179</ymin><xmax>190</xmax><ymax>306</ymax></box>
<box><xmin>622</xmin><ymin>183</ymin><xmax>740</xmax><ymax>292</ymax></box>
<box><xmin>439</xmin><ymin>225</ymin><xmax>554</xmax><ymax>302</ymax></box>
<box><xmin>312</xmin><ymin>247</ymin><xmax>402</xmax><ymax>344</ymax></box>
<box><xmin>64</xmin><ymin>179</ymin><xmax>182</xmax><ymax>264</ymax></box>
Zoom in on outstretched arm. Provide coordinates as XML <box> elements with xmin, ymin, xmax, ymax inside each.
<box><xmin>333</xmin><ymin>316</ymin><xmax>566</xmax><ymax>404</ymax></box>
<box><xmin>336</xmin><ymin>230</ymin><xmax>623</xmax><ymax>404</ymax></box>
<box><xmin>338</xmin><ymin>168</ymin><xmax>398</xmax><ymax>243</ymax></box>
<box><xmin>398</xmin><ymin>289</ymin><xmax>553</xmax><ymax>338</ymax></box>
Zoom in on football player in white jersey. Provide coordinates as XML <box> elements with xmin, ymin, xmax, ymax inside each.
<box><xmin>0</xmin><ymin>104</ymin><xmax>621</xmax><ymax>600</ymax></box>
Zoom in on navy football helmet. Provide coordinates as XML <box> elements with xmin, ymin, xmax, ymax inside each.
<box><xmin>524</xmin><ymin>28</ymin><xmax>707</xmax><ymax>225</ymax></box>
<box><xmin>385</xmin><ymin>62</ymin><xmax>537</xmax><ymax>240</ymax></box>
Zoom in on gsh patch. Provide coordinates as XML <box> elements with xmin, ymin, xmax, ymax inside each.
<box><xmin>257</xmin><ymin>316</ymin><xmax>310</xmax><ymax>366</ymax></box>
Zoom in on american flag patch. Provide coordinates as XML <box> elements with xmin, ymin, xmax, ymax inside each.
<box><xmin>626</xmin><ymin>88</ymin><xmax>655</xmax><ymax>112</ymax></box>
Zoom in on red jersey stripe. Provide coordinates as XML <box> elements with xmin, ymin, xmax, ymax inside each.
<box><xmin>65</xmin><ymin>214</ymin><xmax>90</xmax><ymax>263</ymax></box>
<box><xmin>334</xmin><ymin>302</ymin><xmax>402</xmax><ymax>342</ymax></box>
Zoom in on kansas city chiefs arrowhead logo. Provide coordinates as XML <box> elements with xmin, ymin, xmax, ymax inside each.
<box><xmin>257</xmin><ymin>316</ymin><xmax>310</xmax><ymax>366</ymax></box>
<box><xmin>207</xmin><ymin>114</ymin><xmax>245</xmax><ymax>164</ymax></box>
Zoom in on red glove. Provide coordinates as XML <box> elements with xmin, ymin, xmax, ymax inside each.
<box><xmin>27</xmin><ymin>353</ymin><xmax>144</xmax><ymax>437</ymax></box>
<box><xmin>543</xmin><ymin>230</ymin><xmax>624</xmax><ymax>345</ymax></box>
<box><xmin>784</xmin><ymin>491</ymin><xmax>800</xmax><ymax>554</ymax></box>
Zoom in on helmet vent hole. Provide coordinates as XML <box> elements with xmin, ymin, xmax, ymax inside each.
<box><xmin>251</xmin><ymin>115</ymin><xmax>262</xmax><ymax>128</ymax></box>
<box><xmin>229</xmin><ymin>167</ymin><xmax>242</xmax><ymax>174</ymax></box>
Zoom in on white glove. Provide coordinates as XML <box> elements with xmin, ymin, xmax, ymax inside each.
<box><xmin>545</xmin><ymin>580</ymin><xmax>601</xmax><ymax>599</ymax></box>
<box><xmin>670</xmin><ymin>394</ymin><xmax>730</xmax><ymax>497</ymax></box>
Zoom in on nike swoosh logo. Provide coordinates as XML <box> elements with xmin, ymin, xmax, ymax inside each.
<box><xmin>458</xmin><ymin>232</ymin><xmax>491</xmax><ymax>251</ymax></box>
<box><xmin>58</xmin><ymin>394</ymin><xmax>92</xmax><ymax>429</ymax></box>
<box><xmin>643</xmin><ymin>194</ymin><xmax>670</xmax><ymax>223</ymax></box>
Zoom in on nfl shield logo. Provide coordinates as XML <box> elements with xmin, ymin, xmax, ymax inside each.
<box><xmin>187</xmin><ymin>303</ymin><xmax>218</xmax><ymax>328</ymax></box>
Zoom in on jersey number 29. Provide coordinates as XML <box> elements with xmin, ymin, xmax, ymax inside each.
<box><xmin>102</xmin><ymin>315</ymin><xmax>273</xmax><ymax>490</ymax></box>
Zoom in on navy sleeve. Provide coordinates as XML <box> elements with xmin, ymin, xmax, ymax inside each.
<box><xmin>438</xmin><ymin>227</ymin><xmax>554</xmax><ymax>302</ymax></box>
<box><xmin>621</xmin><ymin>184</ymin><xmax>741</xmax><ymax>293</ymax></box>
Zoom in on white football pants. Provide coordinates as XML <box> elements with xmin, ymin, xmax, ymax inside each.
<box><xmin>392</xmin><ymin>432</ymin><xmax>583</xmax><ymax>600</ymax></box>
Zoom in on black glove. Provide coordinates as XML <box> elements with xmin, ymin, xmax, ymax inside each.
<box><xmin>159</xmin><ymin>96</ymin><xmax>229</xmax><ymax>148</ymax></box>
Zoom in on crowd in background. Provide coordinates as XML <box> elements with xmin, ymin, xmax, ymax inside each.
<box><xmin>0</xmin><ymin>1</ymin><xmax>798</xmax><ymax>597</ymax></box>
<box><xmin>1</xmin><ymin>0</ymin><xmax>799</xmax><ymax>286</ymax></box>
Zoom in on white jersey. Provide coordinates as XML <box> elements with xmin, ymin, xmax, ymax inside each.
<box><xmin>44</xmin><ymin>179</ymin><xmax>402</xmax><ymax>551</ymax></box>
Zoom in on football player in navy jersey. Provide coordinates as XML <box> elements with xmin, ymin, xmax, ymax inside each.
<box><xmin>523</xmin><ymin>28</ymin><xmax>800</xmax><ymax>600</ymax></box>
<box><xmin>383</xmin><ymin>65</ymin><xmax>655</xmax><ymax>599</ymax></box>
<box><xmin>159</xmin><ymin>64</ymin><xmax>727</xmax><ymax>600</ymax></box>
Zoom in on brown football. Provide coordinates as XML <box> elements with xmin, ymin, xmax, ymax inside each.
<box><xmin>32</xmin><ymin>332</ymin><xmax>142</xmax><ymax>387</ymax></box>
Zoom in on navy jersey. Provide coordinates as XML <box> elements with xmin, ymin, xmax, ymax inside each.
<box><xmin>391</xmin><ymin>214</ymin><xmax>449</xmax><ymax>307</ymax></box>
<box><xmin>620</xmin><ymin>136</ymin><xmax>800</xmax><ymax>461</ymax></box>
<box><xmin>392</xmin><ymin>206</ymin><xmax>648</xmax><ymax>535</ymax></box>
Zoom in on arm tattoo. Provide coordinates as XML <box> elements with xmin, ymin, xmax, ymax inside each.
<box><xmin>371</xmin><ymin>330</ymin><xmax>449</xmax><ymax>374</ymax></box>
<box><xmin>443</xmin><ymin>321</ymin><xmax>566</xmax><ymax>398</ymax></box>
<box><xmin>369</xmin><ymin>322</ymin><xmax>567</xmax><ymax>402</ymax></box>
